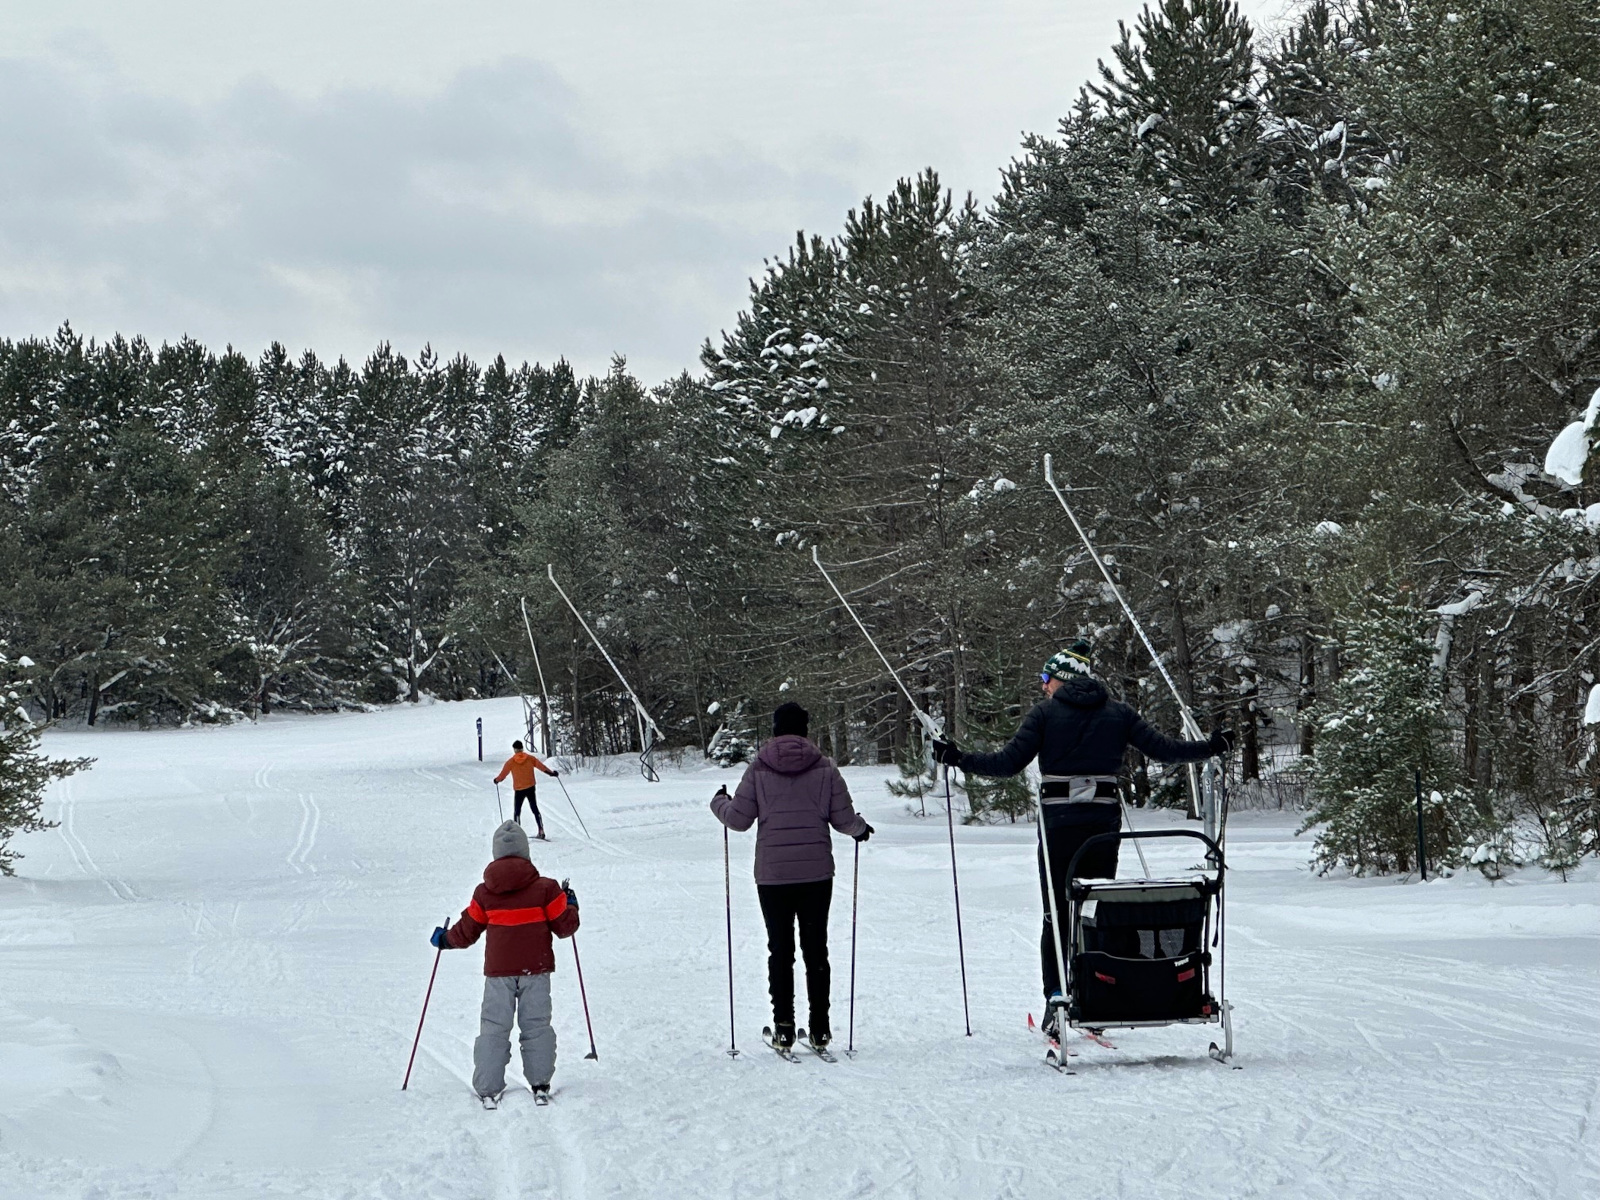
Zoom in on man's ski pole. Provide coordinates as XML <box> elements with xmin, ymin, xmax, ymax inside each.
<box><xmin>941</xmin><ymin>763</ymin><xmax>973</xmax><ymax>1037</ymax></box>
<box><xmin>1043</xmin><ymin>454</ymin><xmax>1213</xmax><ymax>836</ymax></box>
<box><xmin>493</xmin><ymin>781</ymin><xmax>504</xmax><ymax>822</ymax></box>
<box><xmin>402</xmin><ymin>917</ymin><xmax>448</xmax><ymax>1090</ymax></box>
<box><xmin>847</xmin><ymin>837</ymin><xmax>861</xmax><ymax>1057</ymax></box>
<box><xmin>723</xmin><ymin>825</ymin><xmax>739</xmax><ymax>1058</ymax></box>
<box><xmin>812</xmin><ymin>546</ymin><xmax>971</xmax><ymax>1035</ymax></box>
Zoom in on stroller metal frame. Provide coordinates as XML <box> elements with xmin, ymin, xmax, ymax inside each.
<box><xmin>1062</xmin><ymin>829</ymin><xmax>1234</xmax><ymax>1064</ymax></box>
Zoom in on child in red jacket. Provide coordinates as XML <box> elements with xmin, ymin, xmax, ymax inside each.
<box><xmin>431</xmin><ymin>820</ymin><xmax>579</xmax><ymax>1104</ymax></box>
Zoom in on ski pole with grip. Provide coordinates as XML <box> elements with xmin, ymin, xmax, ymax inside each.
<box><xmin>812</xmin><ymin>545</ymin><xmax>971</xmax><ymax>1035</ymax></box>
<box><xmin>402</xmin><ymin>917</ymin><xmax>448</xmax><ymax>1090</ymax></box>
<box><xmin>561</xmin><ymin>879</ymin><xmax>599</xmax><ymax>1061</ymax></box>
<box><xmin>1043</xmin><ymin>455</ymin><xmax>1214</xmax><ymax>835</ymax></box>
<box><xmin>847</xmin><ymin>837</ymin><xmax>860</xmax><ymax>1057</ymax></box>
<box><xmin>723</xmin><ymin>823</ymin><xmax>739</xmax><ymax>1058</ymax></box>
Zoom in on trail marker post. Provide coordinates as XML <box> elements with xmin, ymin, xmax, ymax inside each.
<box><xmin>476</xmin><ymin>717</ymin><xmax>483</xmax><ymax>762</ymax></box>
<box><xmin>1414</xmin><ymin>769</ymin><xmax>1428</xmax><ymax>881</ymax></box>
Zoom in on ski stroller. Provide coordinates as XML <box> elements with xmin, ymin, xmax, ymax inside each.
<box><xmin>1052</xmin><ymin>828</ymin><xmax>1233</xmax><ymax>1067</ymax></box>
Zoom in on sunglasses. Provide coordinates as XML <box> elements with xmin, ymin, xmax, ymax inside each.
<box><xmin>1040</xmin><ymin>673</ymin><xmax>1053</xmax><ymax>683</ymax></box>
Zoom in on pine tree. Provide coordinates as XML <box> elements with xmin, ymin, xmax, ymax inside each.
<box><xmin>1301</xmin><ymin>601</ymin><xmax>1472</xmax><ymax>874</ymax></box>
<box><xmin>0</xmin><ymin>648</ymin><xmax>92</xmax><ymax>875</ymax></box>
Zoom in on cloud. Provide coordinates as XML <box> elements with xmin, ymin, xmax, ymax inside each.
<box><xmin>0</xmin><ymin>54</ymin><xmax>863</xmax><ymax>380</ymax></box>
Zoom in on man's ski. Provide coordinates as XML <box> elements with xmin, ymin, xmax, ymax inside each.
<box><xmin>1081</xmin><ymin>1028</ymin><xmax>1117</xmax><ymax>1050</ymax></box>
<box><xmin>760</xmin><ymin>1026</ymin><xmax>802</xmax><ymax>1063</ymax></box>
<box><xmin>796</xmin><ymin>1028</ymin><xmax>837</xmax><ymax>1063</ymax></box>
<box><xmin>1028</xmin><ymin>1011</ymin><xmax>1077</xmax><ymax>1072</ymax></box>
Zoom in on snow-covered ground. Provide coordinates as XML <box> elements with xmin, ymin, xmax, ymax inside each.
<box><xmin>3</xmin><ymin>696</ymin><xmax>1597</xmax><ymax>1199</ymax></box>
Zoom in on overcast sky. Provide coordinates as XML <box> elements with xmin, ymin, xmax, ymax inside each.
<box><xmin>0</xmin><ymin>0</ymin><xmax>1286</xmax><ymax>382</ymax></box>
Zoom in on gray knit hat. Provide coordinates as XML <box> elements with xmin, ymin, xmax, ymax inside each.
<box><xmin>492</xmin><ymin>819</ymin><xmax>531</xmax><ymax>861</ymax></box>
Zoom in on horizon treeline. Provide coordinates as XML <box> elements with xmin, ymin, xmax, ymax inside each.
<box><xmin>3</xmin><ymin>0</ymin><xmax>1598</xmax><ymax>870</ymax></box>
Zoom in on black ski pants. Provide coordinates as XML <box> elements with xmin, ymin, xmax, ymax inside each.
<box><xmin>513</xmin><ymin>788</ymin><xmax>542</xmax><ymax>829</ymax></box>
<box><xmin>757</xmin><ymin>878</ymin><xmax>832</xmax><ymax>1035</ymax></box>
<box><xmin>1038</xmin><ymin>802</ymin><xmax>1121</xmax><ymax>1000</ymax></box>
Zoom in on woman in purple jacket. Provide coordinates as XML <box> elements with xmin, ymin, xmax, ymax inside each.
<box><xmin>711</xmin><ymin>702</ymin><xmax>873</xmax><ymax>1052</ymax></box>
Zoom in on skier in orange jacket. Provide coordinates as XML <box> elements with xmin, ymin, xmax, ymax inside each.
<box><xmin>494</xmin><ymin>740</ymin><xmax>560</xmax><ymax>839</ymax></box>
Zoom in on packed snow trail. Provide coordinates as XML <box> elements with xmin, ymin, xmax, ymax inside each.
<box><xmin>1</xmin><ymin>697</ymin><xmax>1597</xmax><ymax>1198</ymax></box>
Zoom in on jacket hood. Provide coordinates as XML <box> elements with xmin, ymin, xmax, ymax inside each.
<box><xmin>757</xmin><ymin>733</ymin><xmax>824</xmax><ymax>775</ymax></box>
<box><xmin>483</xmin><ymin>855</ymin><xmax>539</xmax><ymax>894</ymax></box>
<box><xmin>1053</xmin><ymin>674</ymin><xmax>1109</xmax><ymax>710</ymax></box>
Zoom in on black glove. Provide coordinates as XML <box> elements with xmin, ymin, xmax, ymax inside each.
<box><xmin>931</xmin><ymin>738</ymin><xmax>963</xmax><ymax>767</ymax></box>
<box><xmin>549</xmin><ymin>769</ymin><xmax>560</xmax><ymax>778</ymax></box>
<box><xmin>561</xmin><ymin>878</ymin><xmax>579</xmax><ymax>911</ymax></box>
<box><xmin>430</xmin><ymin>925</ymin><xmax>451</xmax><ymax>949</ymax></box>
<box><xmin>714</xmin><ymin>784</ymin><xmax>729</xmax><ymax>799</ymax></box>
<box><xmin>1208</xmin><ymin>727</ymin><xmax>1236</xmax><ymax>756</ymax></box>
<box><xmin>854</xmin><ymin>822</ymin><xmax>875</xmax><ymax>843</ymax></box>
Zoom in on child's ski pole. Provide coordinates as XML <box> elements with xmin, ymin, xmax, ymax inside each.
<box><xmin>569</xmin><ymin>926</ymin><xmax>599</xmax><ymax>1060</ymax></box>
<box><xmin>402</xmin><ymin>917</ymin><xmax>448</xmax><ymax>1090</ymax></box>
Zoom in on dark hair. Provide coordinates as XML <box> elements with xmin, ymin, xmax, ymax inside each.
<box><xmin>512</xmin><ymin>740</ymin><xmax>524</xmax><ymax>751</ymax></box>
<box><xmin>773</xmin><ymin>701</ymin><xmax>809</xmax><ymax>738</ymax></box>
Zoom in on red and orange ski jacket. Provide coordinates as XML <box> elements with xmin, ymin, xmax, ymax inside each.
<box><xmin>444</xmin><ymin>856</ymin><xmax>579</xmax><ymax>976</ymax></box>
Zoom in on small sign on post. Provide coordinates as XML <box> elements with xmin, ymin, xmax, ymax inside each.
<box><xmin>476</xmin><ymin>717</ymin><xmax>483</xmax><ymax>762</ymax></box>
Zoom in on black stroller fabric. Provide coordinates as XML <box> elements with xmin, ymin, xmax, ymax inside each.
<box><xmin>1072</xmin><ymin>892</ymin><xmax>1211</xmax><ymax>1022</ymax></box>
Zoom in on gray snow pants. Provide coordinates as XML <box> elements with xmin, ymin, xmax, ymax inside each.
<box><xmin>472</xmin><ymin>973</ymin><xmax>556</xmax><ymax>1096</ymax></box>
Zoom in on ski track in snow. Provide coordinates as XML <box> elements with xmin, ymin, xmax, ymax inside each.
<box><xmin>2</xmin><ymin>696</ymin><xmax>1597</xmax><ymax>1199</ymax></box>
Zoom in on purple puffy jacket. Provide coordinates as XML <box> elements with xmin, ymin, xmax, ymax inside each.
<box><xmin>710</xmin><ymin>735</ymin><xmax>867</xmax><ymax>885</ymax></box>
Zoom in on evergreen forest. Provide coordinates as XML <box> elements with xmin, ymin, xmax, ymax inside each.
<box><xmin>4</xmin><ymin>0</ymin><xmax>1599</xmax><ymax>874</ymax></box>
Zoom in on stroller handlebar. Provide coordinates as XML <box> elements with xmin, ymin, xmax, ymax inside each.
<box><xmin>1064</xmin><ymin>828</ymin><xmax>1225</xmax><ymax>886</ymax></box>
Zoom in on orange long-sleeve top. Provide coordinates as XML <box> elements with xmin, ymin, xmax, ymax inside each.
<box><xmin>494</xmin><ymin>750</ymin><xmax>552</xmax><ymax>790</ymax></box>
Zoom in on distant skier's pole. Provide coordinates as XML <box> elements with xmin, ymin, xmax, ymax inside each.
<box><xmin>723</xmin><ymin>825</ymin><xmax>739</xmax><ymax>1058</ymax></box>
<box><xmin>493</xmin><ymin>781</ymin><xmax>504</xmax><ymax>822</ymax></box>
<box><xmin>941</xmin><ymin>766</ymin><xmax>973</xmax><ymax>1037</ymax></box>
<box><xmin>1414</xmin><ymin>769</ymin><xmax>1428</xmax><ymax>881</ymax></box>
<box><xmin>547</xmin><ymin>565</ymin><xmax>665</xmax><ymax>781</ymax></box>
<box><xmin>847</xmin><ymin>837</ymin><xmax>861</xmax><ymax>1057</ymax></box>
<box><xmin>520</xmin><ymin>598</ymin><xmax>555</xmax><ymax>757</ymax></box>
<box><xmin>402</xmin><ymin>917</ymin><xmax>448</xmax><ymax>1090</ymax></box>
<box><xmin>550</xmin><ymin>771</ymin><xmax>592</xmax><ymax>841</ymax></box>
<box><xmin>1043</xmin><ymin>454</ymin><xmax>1211</xmax><ymax>834</ymax></box>
<box><xmin>813</xmin><ymin>545</ymin><xmax>971</xmax><ymax>1034</ymax></box>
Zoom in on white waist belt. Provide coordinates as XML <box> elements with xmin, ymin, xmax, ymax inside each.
<box><xmin>1039</xmin><ymin>774</ymin><xmax>1120</xmax><ymax>803</ymax></box>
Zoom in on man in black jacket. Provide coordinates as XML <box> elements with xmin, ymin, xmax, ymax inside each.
<box><xmin>933</xmin><ymin>640</ymin><xmax>1229</xmax><ymax>1016</ymax></box>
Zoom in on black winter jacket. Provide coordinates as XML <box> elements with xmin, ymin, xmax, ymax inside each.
<box><xmin>959</xmin><ymin>675</ymin><xmax>1214</xmax><ymax>779</ymax></box>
